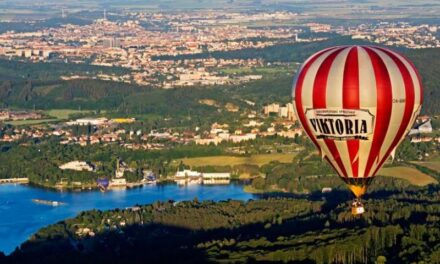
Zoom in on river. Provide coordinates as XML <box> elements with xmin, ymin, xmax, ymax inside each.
<box><xmin>0</xmin><ymin>182</ymin><xmax>255</xmax><ymax>255</ymax></box>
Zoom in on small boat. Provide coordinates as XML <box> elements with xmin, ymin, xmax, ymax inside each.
<box><xmin>32</xmin><ymin>199</ymin><xmax>66</xmax><ymax>206</ymax></box>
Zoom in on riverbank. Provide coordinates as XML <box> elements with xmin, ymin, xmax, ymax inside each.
<box><xmin>0</xmin><ymin>178</ymin><xmax>29</xmax><ymax>184</ymax></box>
<box><xmin>25</xmin><ymin>180</ymin><xmax>156</xmax><ymax>192</ymax></box>
<box><xmin>243</xmin><ymin>185</ymin><xmax>267</xmax><ymax>194</ymax></box>
<box><xmin>12</xmin><ymin>176</ymin><xmax>251</xmax><ymax>193</ymax></box>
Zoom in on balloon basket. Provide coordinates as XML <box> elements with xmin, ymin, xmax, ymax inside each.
<box><xmin>351</xmin><ymin>199</ymin><xmax>365</xmax><ymax>215</ymax></box>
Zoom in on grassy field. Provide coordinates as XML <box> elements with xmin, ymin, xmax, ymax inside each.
<box><xmin>179</xmin><ymin>153</ymin><xmax>296</xmax><ymax>167</ymax></box>
<box><xmin>377</xmin><ymin>166</ymin><xmax>438</xmax><ymax>186</ymax></box>
<box><xmin>6</xmin><ymin>119</ymin><xmax>58</xmax><ymax>126</ymax></box>
<box><xmin>412</xmin><ymin>162</ymin><xmax>440</xmax><ymax>173</ymax></box>
<box><xmin>44</xmin><ymin>109</ymin><xmax>91</xmax><ymax>120</ymax></box>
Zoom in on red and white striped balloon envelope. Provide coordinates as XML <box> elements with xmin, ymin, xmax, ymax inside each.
<box><xmin>293</xmin><ymin>45</ymin><xmax>423</xmax><ymax>198</ymax></box>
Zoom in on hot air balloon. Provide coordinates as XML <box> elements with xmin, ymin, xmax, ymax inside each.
<box><xmin>292</xmin><ymin>45</ymin><xmax>423</xmax><ymax>215</ymax></box>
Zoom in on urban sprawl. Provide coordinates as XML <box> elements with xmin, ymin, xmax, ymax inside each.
<box><xmin>0</xmin><ymin>11</ymin><xmax>438</xmax><ymax>189</ymax></box>
<box><xmin>0</xmin><ymin>11</ymin><xmax>439</xmax><ymax>88</ymax></box>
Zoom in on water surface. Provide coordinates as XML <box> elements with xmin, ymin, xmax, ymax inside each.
<box><xmin>0</xmin><ymin>183</ymin><xmax>254</xmax><ymax>254</ymax></box>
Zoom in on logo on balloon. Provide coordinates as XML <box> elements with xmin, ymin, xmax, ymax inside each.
<box><xmin>305</xmin><ymin>108</ymin><xmax>374</xmax><ymax>140</ymax></box>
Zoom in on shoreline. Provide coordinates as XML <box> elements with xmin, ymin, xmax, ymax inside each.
<box><xmin>0</xmin><ymin>178</ymin><xmax>249</xmax><ymax>193</ymax></box>
<box><xmin>0</xmin><ymin>178</ymin><xmax>29</xmax><ymax>184</ymax></box>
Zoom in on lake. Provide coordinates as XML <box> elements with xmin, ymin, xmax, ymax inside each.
<box><xmin>0</xmin><ymin>183</ymin><xmax>255</xmax><ymax>255</ymax></box>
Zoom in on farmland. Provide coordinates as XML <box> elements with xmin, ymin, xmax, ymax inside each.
<box><xmin>178</xmin><ymin>153</ymin><xmax>296</xmax><ymax>167</ymax></box>
<box><xmin>377</xmin><ymin>166</ymin><xmax>438</xmax><ymax>186</ymax></box>
<box><xmin>412</xmin><ymin>161</ymin><xmax>440</xmax><ymax>173</ymax></box>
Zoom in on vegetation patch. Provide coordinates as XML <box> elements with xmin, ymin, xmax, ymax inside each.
<box><xmin>377</xmin><ymin>166</ymin><xmax>438</xmax><ymax>186</ymax></box>
<box><xmin>412</xmin><ymin>162</ymin><xmax>440</xmax><ymax>173</ymax></box>
<box><xmin>44</xmin><ymin>109</ymin><xmax>92</xmax><ymax>120</ymax></box>
<box><xmin>178</xmin><ymin>153</ymin><xmax>296</xmax><ymax>167</ymax></box>
<box><xmin>5</xmin><ymin>119</ymin><xmax>58</xmax><ymax>126</ymax></box>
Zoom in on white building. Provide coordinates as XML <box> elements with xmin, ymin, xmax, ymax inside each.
<box><xmin>175</xmin><ymin>170</ymin><xmax>231</xmax><ymax>185</ymax></box>
<box><xmin>110</xmin><ymin>178</ymin><xmax>127</xmax><ymax>187</ymax></box>
<box><xmin>263</xmin><ymin>103</ymin><xmax>280</xmax><ymax>115</ymax></box>
<box><xmin>277</xmin><ymin>129</ymin><xmax>303</xmax><ymax>138</ymax></box>
<box><xmin>66</xmin><ymin>118</ymin><xmax>108</xmax><ymax>126</ymax></box>
<box><xmin>195</xmin><ymin>137</ymin><xmax>223</xmax><ymax>145</ymax></box>
<box><xmin>175</xmin><ymin>170</ymin><xmax>201</xmax><ymax>178</ymax></box>
<box><xmin>322</xmin><ymin>187</ymin><xmax>332</xmax><ymax>193</ymax></box>
<box><xmin>278</xmin><ymin>103</ymin><xmax>296</xmax><ymax>121</ymax></box>
<box><xmin>229</xmin><ymin>133</ymin><xmax>257</xmax><ymax>143</ymax></box>
<box><xmin>202</xmin><ymin>173</ymin><xmax>231</xmax><ymax>179</ymax></box>
<box><xmin>409</xmin><ymin>119</ymin><xmax>433</xmax><ymax>135</ymax></box>
<box><xmin>218</xmin><ymin>133</ymin><xmax>230</xmax><ymax>140</ymax></box>
<box><xmin>59</xmin><ymin>161</ymin><xmax>94</xmax><ymax>172</ymax></box>
<box><xmin>244</xmin><ymin>120</ymin><xmax>263</xmax><ymax>127</ymax></box>
<box><xmin>418</xmin><ymin>119</ymin><xmax>433</xmax><ymax>133</ymax></box>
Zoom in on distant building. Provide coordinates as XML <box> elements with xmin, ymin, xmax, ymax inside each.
<box><xmin>417</xmin><ymin>119</ymin><xmax>433</xmax><ymax>133</ymax></box>
<box><xmin>277</xmin><ymin>129</ymin><xmax>303</xmax><ymax>138</ymax></box>
<box><xmin>244</xmin><ymin>120</ymin><xmax>263</xmax><ymax>127</ymax></box>
<box><xmin>175</xmin><ymin>170</ymin><xmax>231</xmax><ymax>180</ymax></box>
<box><xmin>417</xmin><ymin>115</ymin><xmax>430</xmax><ymax>123</ymax></box>
<box><xmin>0</xmin><ymin>111</ymin><xmax>9</xmax><ymax>120</ymax></box>
<box><xmin>229</xmin><ymin>133</ymin><xmax>257</xmax><ymax>143</ymax></box>
<box><xmin>175</xmin><ymin>170</ymin><xmax>230</xmax><ymax>185</ymax></box>
<box><xmin>411</xmin><ymin>136</ymin><xmax>433</xmax><ymax>143</ymax></box>
<box><xmin>263</xmin><ymin>103</ymin><xmax>280</xmax><ymax>116</ymax></box>
<box><xmin>175</xmin><ymin>169</ymin><xmax>202</xmax><ymax>185</ymax></box>
<box><xmin>218</xmin><ymin>133</ymin><xmax>230</xmax><ymax>140</ymax></box>
<box><xmin>103</xmin><ymin>37</ymin><xmax>121</xmax><ymax>48</ymax></box>
<box><xmin>202</xmin><ymin>172</ymin><xmax>231</xmax><ymax>185</ymax></box>
<box><xmin>149</xmin><ymin>131</ymin><xmax>172</xmax><ymax>139</ymax></box>
<box><xmin>59</xmin><ymin>161</ymin><xmax>94</xmax><ymax>172</ymax></box>
<box><xmin>202</xmin><ymin>173</ymin><xmax>231</xmax><ymax>179</ymax></box>
<box><xmin>409</xmin><ymin>119</ymin><xmax>433</xmax><ymax>135</ymax></box>
<box><xmin>110</xmin><ymin>178</ymin><xmax>127</xmax><ymax>187</ymax></box>
<box><xmin>115</xmin><ymin>159</ymin><xmax>129</xmax><ymax>178</ymax></box>
<box><xmin>195</xmin><ymin>137</ymin><xmax>223</xmax><ymax>145</ymax></box>
<box><xmin>0</xmin><ymin>111</ymin><xmax>42</xmax><ymax>121</ymax></box>
<box><xmin>263</xmin><ymin>103</ymin><xmax>296</xmax><ymax>121</ymax></box>
<box><xmin>278</xmin><ymin>103</ymin><xmax>294</xmax><ymax>119</ymax></box>
<box><xmin>175</xmin><ymin>170</ymin><xmax>201</xmax><ymax>178</ymax></box>
<box><xmin>322</xmin><ymin>187</ymin><xmax>332</xmax><ymax>193</ymax></box>
<box><xmin>66</xmin><ymin>118</ymin><xmax>108</xmax><ymax>126</ymax></box>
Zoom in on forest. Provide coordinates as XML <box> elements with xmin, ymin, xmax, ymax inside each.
<box><xmin>0</xmin><ymin>139</ymin><xmax>227</xmax><ymax>188</ymax></box>
<box><xmin>0</xmin><ymin>58</ymin><xmax>129</xmax><ymax>82</ymax></box>
<box><xmin>3</xmin><ymin>184</ymin><xmax>440</xmax><ymax>263</ymax></box>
